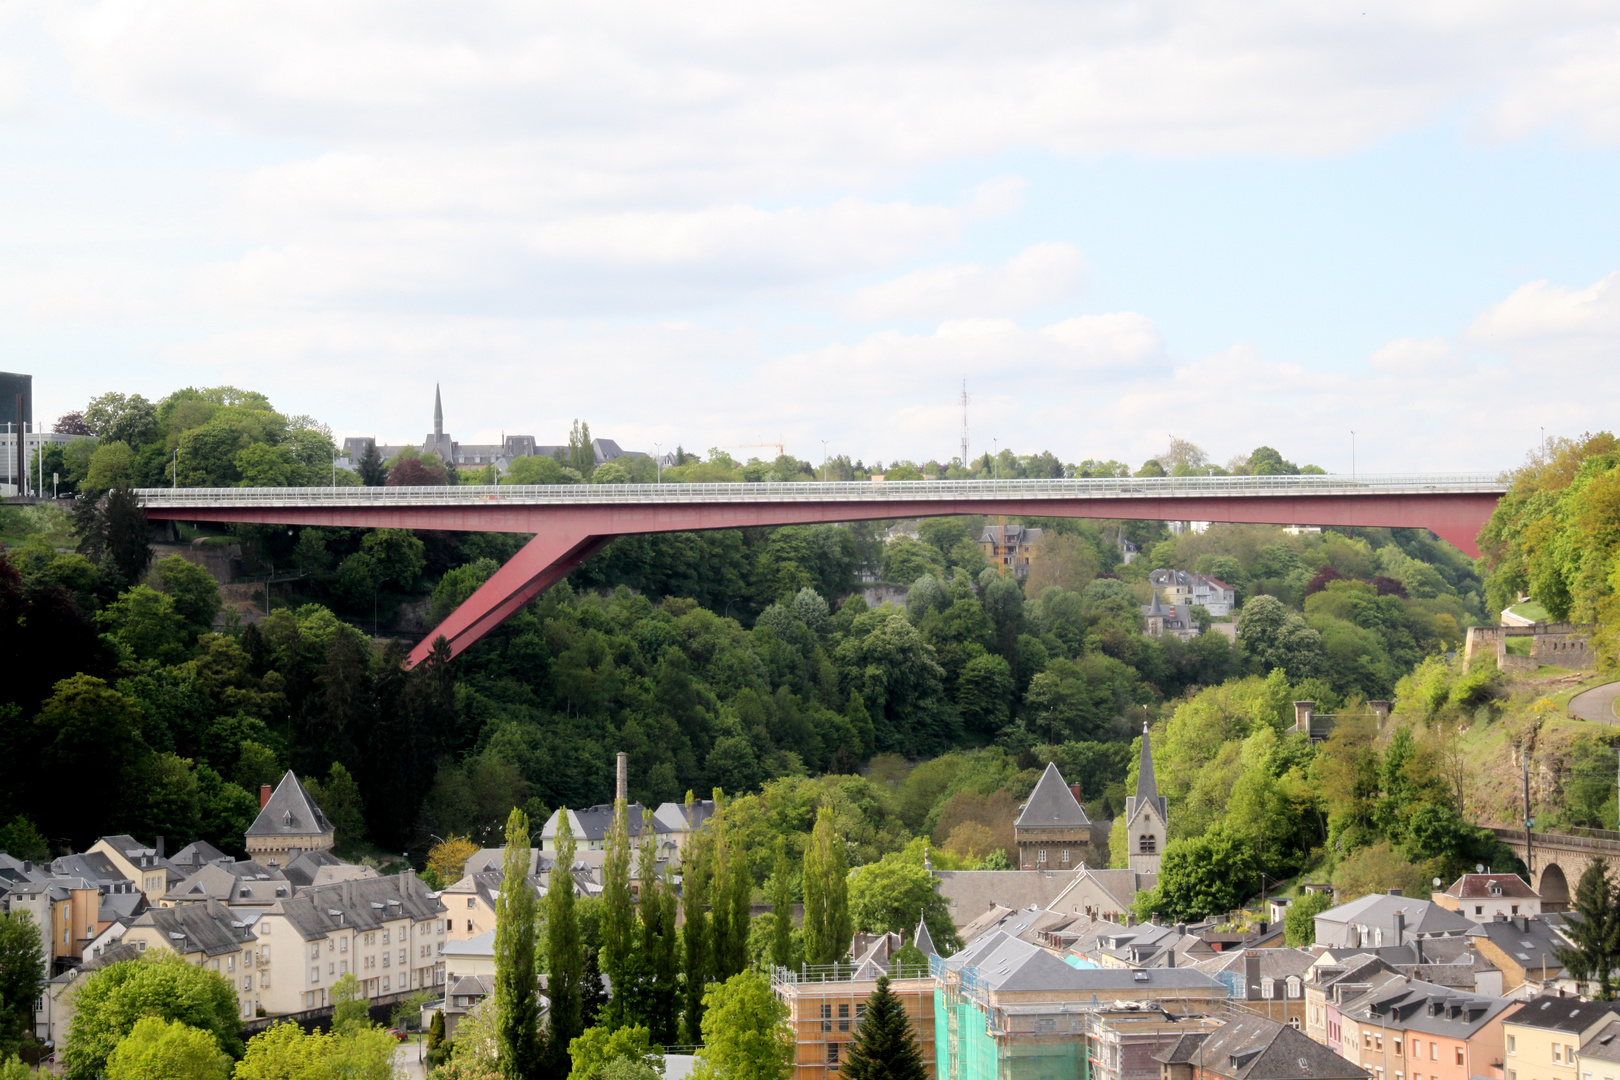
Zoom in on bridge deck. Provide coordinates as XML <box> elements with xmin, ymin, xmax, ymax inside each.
<box><xmin>135</xmin><ymin>472</ymin><xmax>1506</xmax><ymax>509</ymax></box>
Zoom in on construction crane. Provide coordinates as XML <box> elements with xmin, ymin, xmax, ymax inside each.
<box><xmin>724</xmin><ymin>442</ymin><xmax>786</xmax><ymax>458</ymax></box>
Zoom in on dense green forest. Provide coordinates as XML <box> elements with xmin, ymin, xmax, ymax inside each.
<box><xmin>1</xmin><ymin>385</ymin><xmax>1521</xmax><ymax>926</ymax></box>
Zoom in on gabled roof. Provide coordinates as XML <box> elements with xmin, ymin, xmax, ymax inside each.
<box><xmin>1316</xmin><ymin>894</ymin><xmax>1477</xmax><ymax>937</ymax></box>
<box><xmin>246</xmin><ymin>771</ymin><xmax>334</xmax><ymax>839</ymax></box>
<box><xmin>130</xmin><ymin>900</ymin><xmax>258</xmax><ymax>958</ymax></box>
<box><xmin>168</xmin><ymin>840</ymin><xmax>229</xmax><ymax>872</ymax></box>
<box><xmin>1126</xmin><ymin>723</ymin><xmax>1167</xmax><ymax>824</ymax></box>
<box><xmin>1445</xmin><ymin>873</ymin><xmax>1538</xmax><ymax>899</ymax></box>
<box><xmin>1016</xmin><ymin>764</ymin><xmax>1090</xmax><ymax>829</ymax></box>
<box><xmin>914</xmin><ymin>916</ymin><xmax>936</xmax><ymax>957</ymax></box>
<box><xmin>1157</xmin><ymin>1014</ymin><xmax>1368</xmax><ymax>1080</ymax></box>
<box><xmin>1582</xmin><ymin>1020</ymin><xmax>1620</xmax><ymax>1066</ymax></box>
<box><xmin>1336</xmin><ymin>974</ymin><xmax>1513</xmax><ymax>1039</ymax></box>
<box><xmin>1505</xmin><ymin>994</ymin><xmax>1620</xmax><ymax>1034</ymax></box>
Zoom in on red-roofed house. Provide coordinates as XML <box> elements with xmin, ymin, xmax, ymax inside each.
<box><xmin>1432</xmin><ymin>874</ymin><xmax>1541</xmax><ymax>920</ymax></box>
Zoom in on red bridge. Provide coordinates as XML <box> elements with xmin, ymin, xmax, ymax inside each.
<box><xmin>137</xmin><ymin>474</ymin><xmax>1507</xmax><ymax>667</ymax></box>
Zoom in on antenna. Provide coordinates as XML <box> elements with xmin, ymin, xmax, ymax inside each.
<box><xmin>959</xmin><ymin>379</ymin><xmax>970</xmax><ymax>467</ymax></box>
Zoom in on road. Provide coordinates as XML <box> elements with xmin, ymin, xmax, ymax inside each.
<box><xmin>1569</xmin><ymin>681</ymin><xmax>1620</xmax><ymax>722</ymax></box>
<box><xmin>393</xmin><ymin>1039</ymin><xmax>427</xmax><ymax>1079</ymax></box>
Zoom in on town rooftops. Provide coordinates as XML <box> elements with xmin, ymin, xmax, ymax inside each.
<box><xmin>1581</xmin><ymin>1020</ymin><xmax>1620</xmax><ymax>1066</ymax></box>
<box><xmin>129</xmin><ymin>900</ymin><xmax>258</xmax><ymax>958</ymax></box>
<box><xmin>1443</xmin><ymin>873</ymin><xmax>1538</xmax><ymax>899</ymax></box>
<box><xmin>444</xmin><ymin>929</ymin><xmax>495</xmax><ymax>960</ymax></box>
<box><xmin>1158</xmin><ymin>1014</ymin><xmax>1369</xmax><ymax>1080</ymax></box>
<box><xmin>1468</xmin><ymin>914</ymin><xmax>1567</xmax><ymax>979</ymax></box>
<box><xmin>948</xmin><ymin>930</ymin><xmax>1222</xmax><ymax>995</ymax></box>
<box><xmin>1316</xmin><ymin>893</ymin><xmax>1478</xmax><ymax>941</ymax></box>
<box><xmin>269</xmin><ymin>872</ymin><xmax>444</xmax><ymax>941</ymax></box>
<box><xmin>933</xmin><ymin>869</ymin><xmax>1085</xmax><ymax>925</ymax></box>
<box><xmin>1337</xmin><ymin>974</ymin><xmax>1513</xmax><ymax>1038</ymax></box>
<box><xmin>51</xmin><ymin>852</ymin><xmax>128</xmax><ymax>886</ymax></box>
<box><xmin>246</xmin><ymin>771</ymin><xmax>335</xmax><ymax>839</ymax></box>
<box><xmin>1016</xmin><ymin>763</ymin><xmax>1091</xmax><ymax>830</ymax></box>
<box><xmin>164</xmin><ymin>860</ymin><xmax>292</xmax><ymax>905</ymax></box>
<box><xmin>167</xmin><ymin>840</ymin><xmax>229</xmax><ymax>873</ymax></box>
<box><xmin>1505</xmin><ymin>994</ymin><xmax>1620</xmax><ymax>1034</ymax></box>
<box><xmin>542</xmin><ymin>804</ymin><xmax>675</xmax><ymax>844</ymax></box>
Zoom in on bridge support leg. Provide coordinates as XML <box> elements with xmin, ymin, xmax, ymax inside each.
<box><xmin>405</xmin><ymin>528</ymin><xmax>609</xmax><ymax>667</ymax></box>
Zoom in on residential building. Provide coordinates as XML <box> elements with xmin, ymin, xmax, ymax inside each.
<box><xmin>541</xmin><ymin>802</ymin><xmax>677</xmax><ymax>857</ymax></box>
<box><xmin>1048</xmin><ymin>867</ymin><xmax>1160</xmax><ymax>921</ymax></box>
<box><xmin>88</xmin><ymin>835</ymin><xmax>183</xmax><ymax>904</ymax></box>
<box><xmin>1199</xmin><ymin>950</ymin><xmax>1315</xmax><ymax>1029</ymax></box>
<box><xmin>1468</xmin><ymin>916</ymin><xmax>1575</xmax><ymax>998</ymax></box>
<box><xmin>279</xmin><ymin>849</ymin><xmax>378</xmax><ymax>889</ymax></box>
<box><xmin>979</xmin><ymin>523</ymin><xmax>1044</xmax><ymax>578</ymax></box>
<box><xmin>122</xmin><ymin>901</ymin><xmax>264</xmax><ymax>1019</ymax></box>
<box><xmin>1314</xmin><ymin>894</ymin><xmax>1478</xmax><ymax>950</ymax></box>
<box><xmin>1092</xmin><ymin>1010</ymin><xmax>1224</xmax><ymax>1080</ymax></box>
<box><xmin>1148</xmin><ymin>570</ymin><xmax>1238</xmax><ymax>617</ymax></box>
<box><xmin>1502</xmin><ymin>995</ymin><xmax>1620</xmax><ymax>1080</ymax></box>
<box><xmin>1306</xmin><ymin>955</ymin><xmax>1399</xmax><ymax>1050</ymax></box>
<box><xmin>651</xmin><ymin>798</ymin><xmax>717</xmax><ymax>857</ymax></box>
<box><xmin>1143</xmin><ymin>591</ymin><xmax>1198</xmax><ymax>640</ymax></box>
<box><xmin>245</xmin><ymin>771</ymin><xmax>336</xmax><ymax>868</ymax></box>
<box><xmin>1332</xmin><ymin>974</ymin><xmax>1515</xmax><ymax>1080</ymax></box>
<box><xmin>5</xmin><ymin>876</ymin><xmax>104</xmax><ymax>971</ymax></box>
<box><xmin>35</xmin><ymin>940</ymin><xmax>142</xmax><ymax>1047</ymax></box>
<box><xmin>1014</xmin><ymin>763</ymin><xmax>1092</xmax><ymax>871</ymax></box>
<box><xmin>1159</xmin><ymin>1013</ymin><xmax>1370</xmax><ymax>1080</ymax></box>
<box><xmin>253</xmin><ymin>872</ymin><xmax>446</xmax><ymax>1014</ymax></box>
<box><xmin>1125</xmin><ymin>723</ymin><xmax>1170</xmax><ymax>875</ymax></box>
<box><xmin>775</xmin><ymin>966</ymin><xmax>936</xmax><ymax>1080</ymax></box>
<box><xmin>167</xmin><ymin>840</ymin><xmax>230</xmax><ymax>876</ymax></box>
<box><xmin>162</xmin><ymin>860</ymin><xmax>294</xmax><ymax>908</ymax></box>
<box><xmin>1579</xmin><ymin>1020</ymin><xmax>1620</xmax><ymax>1080</ymax></box>
<box><xmin>441</xmin><ymin>930</ymin><xmax>496</xmax><ymax>1036</ymax></box>
<box><xmin>1432</xmin><ymin>875</ymin><xmax>1542</xmax><ymax>921</ymax></box>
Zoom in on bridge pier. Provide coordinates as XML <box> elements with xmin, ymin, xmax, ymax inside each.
<box><xmin>1489</xmin><ymin>827</ymin><xmax>1620</xmax><ymax>911</ymax></box>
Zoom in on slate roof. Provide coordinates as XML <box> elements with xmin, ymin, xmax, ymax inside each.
<box><xmin>1316</xmin><ymin>894</ymin><xmax>1478</xmax><ymax>940</ymax></box>
<box><xmin>164</xmin><ymin>861</ymin><xmax>293</xmax><ymax>905</ymax></box>
<box><xmin>51</xmin><ymin>852</ymin><xmax>127</xmax><ymax>886</ymax></box>
<box><xmin>1126</xmin><ymin>723</ymin><xmax>1167</xmax><ymax>823</ymax></box>
<box><xmin>915</xmin><ymin>915</ymin><xmax>936</xmax><ymax>957</ymax></box>
<box><xmin>1157</xmin><ymin>1014</ymin><xmax>1369</xmax><ymax>1080</ymax></box>
<box><xmin>246</xmin><ymin>771</ymin><xmax>334</xmax><ymax>839</ymax></box>
<box><xmin>1015</xmin><ymin>764</ymin><xmax>1091</xmax><ymax>830</ymax></box>
<box><xmin>949</xmin><ymin>930</ymin><xmax>1221</xmax><ymax>995</ymax></box>
<box><xmin>279</xmin><ymin>850</ymin><xmax>359</xmax><ymax>888</ymax></box>
<box><xmin>1444</xmin><ymin>873</ymin><xmax>1539</xmax><ymax>899</ymax></box>
<box><xmin>934</xmin><ymin>869</ymin><xmax>1085</xmax><ymax>925</ymax></box>
<box><xmin>1505</xmin><ymin>994</ymin><xmax>1620</xmax><ymax>1034</ymax></box>
<box><xmin>1050</xmin><ymin>868</ymin><xmax>1159</xmax><ymax>916</ymax></box>
<box><xmin>168</xmin><ymin>840</ymin><xmax>230</xmax><ymax>873</ymax></box>
<box><xmin>543</xmin><ymin>803</ymin><xmax>674</xmax><ymax>844</ymax></box>
<box><xmin>444</xmin><ymin>929</ymin><xmax>495</xmax><ymax>960</ymax></box>
<box><xmin>1336</xmin><ymin>975</ymin><xmax>1513</xmax><ymax>1039</ymax></box>
<box><xmin>1469</xmin><ymin>915</ymin><xmax>1568</xmax><ymax>979</ymax></box>
<box><xmin>1581</xmin><ymin>1020</ymin><xmax>1620</xmax><ymax>1066</ymax></box>
<box><xmin>130</xmin><ymin>900</ymin><xmax>258</xmax><ymax>958</ymax></box>
<box><xmin>269</xmin><ymin>872</ymin><xmax>445</xmax><ymax>941</ymax></box>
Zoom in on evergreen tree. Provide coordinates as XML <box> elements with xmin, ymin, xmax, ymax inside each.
<box><xmin>547</xmin><ymin>815</ymin><xmax>586</xmax><ymax>1078</ymax></box>
<box><xmin>495</xmin><ymin>808</ymin><xmax>543</xmax><ymax>1080</ymax></box>
<box><xmin>426</xmin><ymin>1009</ymin><xmax>447</xmax><ymax>1067</ymax></box>
<box><xmin>681</xmin><ymin>793</ymin><xmax>713</xmax><ymax>1043</ymax></box>
<box><xmin>770</xmin><ymin>837</ymin><xmax>795</xmax><ymax>970</ymax></box>
<box><xmin>599</xmin><ymin>794</ymin><xmax>635</xmax><ymax>1029</ymax></box>
<box><xmin>841</xmin><ymin>976</ymin><xmax>927</xmax><ymax>1080</ymax></box>
<box><xmin>1558</xmin><ymin>859</ymin><xmax>1620</xmax><ymax>999</ymax></box>
<box><xmin>708</xmin><ymin>791</ymin><xmax>750</xmax><ymax>983</ymax></box>
<box><xmin>802</xmin><ymin>805</ymin><xmax>850</xmax><ymax>966</ymax></box>
<box><xmin>357</xmin><ymin>439</ymin><xmax>387</xmax><ymax>486</ymax></box>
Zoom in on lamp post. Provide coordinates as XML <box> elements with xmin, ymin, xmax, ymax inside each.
<box><xmin>654</xmin><ymin>443</ymin><xmax>662</xmax><ymax>483</ymax></box>
<box><xmin>992</xmin><ymin>438</ymin><xmax>998</xmax><ymax>480</ymax></box>
<box><xmin>821</xmin><ymin>440</ymin><xmax>829</xmax><ymax>482</ymax></box>
<box><xmin>172</xmin><ymin>448</ymin><xmax>179</xmax><ymax>489</ymax></box>
<box><xmin>1350</xmin><ymin>431</ymin><xmax>1356</xmax><ymax>480</ymax></box>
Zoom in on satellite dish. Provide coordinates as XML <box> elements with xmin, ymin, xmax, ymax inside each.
<box><xmin>1476</xmin><ymin>864</ymin><xmax>1486</xmax><ymax>873</ymax></box>
<box><xmin>1433</xmin><ymin>878</ymin><xmax>1442</xmax><ymax>887</ymax></box>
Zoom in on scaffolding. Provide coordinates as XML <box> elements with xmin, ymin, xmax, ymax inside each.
<box><xmin>772</xmin><ymin>964</ymin><xmax>938</xmax><ymax>1080</ymax></box>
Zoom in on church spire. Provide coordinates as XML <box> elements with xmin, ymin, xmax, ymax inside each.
<box><xmin>433</xmin><ymin>384</ymin><xmax>444</xmax><ymax>438</ymax></box>
<box><xmin>1135</xmin><ymin>720</ymin><xmax>1159</xmax><ymax>806</ymax></box>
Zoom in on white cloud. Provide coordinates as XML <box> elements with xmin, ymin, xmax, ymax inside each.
<box><xmin>846</xmin><ymin>243</ymin><xmax>1085</xmax><ymax>321</ymax></box>
<box><xmin>1467</xmin><ymin>272</ymin><xmax>1620</xmax><ymax>343</ymax></box>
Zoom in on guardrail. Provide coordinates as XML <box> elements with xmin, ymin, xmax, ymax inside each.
<box><xmin>135</xmin><ymin>473</ymin><xmax>1508</xmax><ymax>509</ymax></box>
<box><xmin>1490</xmin><ymin>827</ymin><xmax>1620</xmax><ymax>851</ymax></box>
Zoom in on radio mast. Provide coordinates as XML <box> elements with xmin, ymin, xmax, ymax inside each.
<box><xmin>959</xmin><ymin>379</ymin><xmax>970</xmax><ymax>467</ymax></box>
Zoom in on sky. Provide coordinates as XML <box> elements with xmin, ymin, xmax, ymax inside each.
<box><xmin>4</xmin><ymin>1</ymin><xmax>1620</xmax><ymax>474</ymax></box>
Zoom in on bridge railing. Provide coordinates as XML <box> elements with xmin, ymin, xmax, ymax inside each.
<box><xmin>135</xmin><ymin>473</ymin><xmax>1508</xmax><ymax>509</ymax></box>
<box><xmin>1490</xmin><ymin>826</ymin><xmax>1620</xmax><ymax>850</ymax></box>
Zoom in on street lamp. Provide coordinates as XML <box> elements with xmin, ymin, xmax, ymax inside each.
<box><xmin>654</xmin><ymin>443</ymin><xmax>662</xmax><ymax>483</ymax></box>
<box><xmin>1350</xmin><ymin>431</ymin><xmax>1356</xmax><ymax>480</ymax></box>
<box><xmin>992</xmin><ymin>438</ymin><xmax>998</xmax><ymax>480</ymax></box>
<box><xmin>821</xmin><ymin>440</ymin><xmax>829</xmax><ymax>482</ymax></box>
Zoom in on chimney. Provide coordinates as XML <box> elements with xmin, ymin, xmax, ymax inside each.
<box><xmin>1387</xmin><ymin>888</ymin><xmax>1402</xmax><ymax>896</ymax></box>
<box><xmin>155</xmin><ymin>836</ymin><xmax>164</xmax><ymax>859</ymax></box>
<box><xmin>1394</xmin><ymin>911</ymin><xmax>1405</xmax><ymax>947</ymax></box>
<box><xmin>1070</xmin><ymin>783</ymin><xmax>1085</xmax><ymax>805</ymax></box>
<box><xmin>260</xmin><ymin>785</ymin><xmax>272</xmax><ymax>809</ymax></box>
<box><xmin>1167</xmin><ymin>949</ymin><xmax>1175</xmax><ymax>968</ymax></box>
<box><xmin>1293</xmin><ymin>701</ymin><xmax>1316</xmax><ymax>734</ymax></box>
<box><xmin>616</xmin><ymin>752</ymin><xmax>628</xmax><ymax>806</ymax></box>
<box><xmin>1244</xmin><ymin>951</ymin><xmax>1261</xmax><ymax>999</ymax></box>
<box><xmin>1413</xmin><ymin>938</ymin><xmax>1425</xmax><ymax>965</ymax></box>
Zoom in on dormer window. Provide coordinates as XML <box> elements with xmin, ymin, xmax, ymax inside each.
<box><xmin>282</xmin><ymin>811</ymin><xmax>292</xmax><ymax>827</ymax></box>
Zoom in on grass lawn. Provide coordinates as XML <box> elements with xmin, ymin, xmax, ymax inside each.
<box><xmin>1509</xmin><ymin>600</ymin><xmax>1550</xmax><ymax>622</ymax></box>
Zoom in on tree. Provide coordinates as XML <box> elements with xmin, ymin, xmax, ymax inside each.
<box><xmin>426</xmin><ymin>1010</ymin><xmax>447</xmax><ymax>1067</ymax></box>
<box><xmin>1132</xmin><ymin>824</ymin><xmax>1259</xmax><ymax>923</ymax></box>
<box><xmin>565</xmin><ymin>420</ymin><xmax>596</xmax><ymax>479</ymax></box>
<box><xmin>847</xmin><ymin>840</ymin><xmax>962</xmax><ymax>955</ymax></box>
<box><xmin>599</xmin><ymin>796</ymin><xmax>635</xmax><ymax>1030</ymax></box>
<box><xmin>427</xmin><ymin>834</ymin><xmax>479</xmax><ymax>886</ymax></box>
<box><xmin>503</xmin><ymin>455</ymin><xmax>570</xmax><ymax>485</ymax></box>
<box><xmin>769</xmin><ymin>837</ymin><xmax>795</xmax><ymax>970</ymax></box>
<box><xmin>0</xmin><ymin>912</ymin><xmax>45</xmax><ymax>1056</ymax></box>
<box><xmin>62</xmin><ymin>953</ymin><xmax>242</xmax><ymax>1080</ymax></box>
<box><xmin>98</xmin><ymin>585</ymin><xmax>189</xmax><ymax>665</ymax></box>
<box><xmin>356</xmin><ymin>440</ymin><xmax>387</xmax><ymax>487</ymax></box>
<box><xmin>690</xmin><ymin>972</ymin><xmax>791</xmax><ymax>1080</ymax></box>
<box><xmin>1283</xmin><ymin>891</ymin><xmax>1334</xmax><ymax>947</ymax></box>
<box><xmin>152</xmin><ymin>555</ymin><xmax>222</xmax><ymax>639</ymax></box>
<box><xmin>636</xmin><ymin>813</ymin><xmax>680</xmax><ymax>1045</ymax></box>
<box><xmin>235</xmin><ymin>1020</ymin><xmax>397</xmax><ymax>1080</ymax></box>
<box><xmin>1558</xmin><ymin>860</ymin><xmax>1620</xmax><ymax>1000</ymax></box>
<box><xmin>104</xmin><ymin>1017</ymin><xmax>230</xmax><ymax>1080</ymax></box>
<box><xmin>546</xmin><ymin>814</ymin><xmax>585</xmax><ymax>1078</ymax></box>
<box><xmin>103</xmin><ymin>486</ymin><xmax>153</xmax><ymax>586</ymax></box>
<box><xmin>840</xmin><ymin>976</ymin><xmax>927</xmax><ymax>1080</ymax></box>
<box><xmin>495</xmin><ymin>808</ymin><xmax>543</xmax><ymax>1080</ymax></box>
<box><xmin>567</xmin><ymin>1024</ymin><xmax>663</xmax><ymax>1080</ymax></box>
<box><xmin>330</xmin><ymin>973</ymin><xmax>369</xmax><ymax>1033</ymax></box>
<box><xmin>1237</xmin><ymin>595</ymin><xmax>1323</xmax><ymax>680</ymax></box>
<box><xmin>708</xmin><ymin>792</ymin><xmax>751</xmax><ymax>983</ymax></box>
<box><xmin>681</xmin><ymin>796</ymin><xmax>712</xmax><ymax>1044</ymax></box>
<box><xmin>305</xmin><ymin>763</ymin><xmax>367</xmax><ymax>848</ymax></box>
<box><xmin>801</xmin><ymin>804</ymin><xmax>851</xmax><ymax>966</ymax></box>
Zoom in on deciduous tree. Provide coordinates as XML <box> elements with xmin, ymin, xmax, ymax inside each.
<box><xmin>496</xmin><ymin>808</ymin><xmax>543</xmax><ymax>1079</ymax></box>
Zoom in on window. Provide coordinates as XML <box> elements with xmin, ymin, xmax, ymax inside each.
<box><xmin>1512</xmin><ymin>905</ymin><xmax>1520</xmax><ymax>915</ymax></box>
<box><xmin>1062</xmin><ymin>850</ymin><xmax>1070</xmax><ymax>865</ymax></box>
<box><xmin>261</xmin><ymin>973</ymin><xmax>270</xmax><ymax>988</ymax></box>
<box><xmin>1457</xmin><ymin>1049</ymin><xmax>1466</xmax><ymax>1067</ymax></box>
<box><xmin>383</xmin><ymin>930</ymin><xmax>390</xmax><ymax>944</ymax></box>
<box><xmin>243</xmin><ymin>976</ymin><xmax>252</xmax><ymax>991</ymax></box>
<box><xmin>821</xmin><ymin>1005</ymin><xmax>831</xmax><ymax>1033</ymax></box>
<box><xmin>827</xmin><ymin>1044</ymin><xmax>840</xmax><ymax>1066</ymax></box>
<box><xmin>467</xmin><ymin>920</ymin><xmax>474</xmax><ymax>933</ymax></box>
<box><xmin>1508</xmin><ymin>1036</ymin><xmax>1516</xmax><ymax>1055</ymax></box>
<box><xmin>311</xmin><ymin>967</ymin><xmax>320</xmax><ymax>983</ymax></box>
<box><xmin>261</xmin><ymin>922</ymin><xmax>272</xmax><ymax>935</ymax></box>
<box><xmin>382</xmin><ymin>976</ymin><xmax>390</xmax><ymax>991</ymax></box>
<box><xmin>1431</xmin><ymin>1044</ymin><xmax>1439</xmax><ymax>1062</ymax></box>
<box><xmin>839</xmin><ymin>1004</ymin><xmax>850</xmax><ymax>1032</ymax></box>
<box><xmin>1554</xmin><ymin>1047</ymin><xmax>1562</xmax><ymax>1063</ymax></box>
<box><xmin>1290</xmin><ymin>1018</ymin><xmax>1301</xmax><ymax>1031</ymax></box>
<box><xmin>467</xmin><ymin>898</ymin><xmax>476</xmax><ymax>908</ymax></box>
<box><xmin>1509</xmin><ymin>1071</ymin><xmax>1517</xmax><ymax>1080</ymax></box>
<box><xmin>341</xmin><ymin>938</ymin><xmax>348</xmax><ymax>952</ymax></box>
<box><xmin>1262</xmin><ymin>979</ymin><xmax>1275</xmax><ymax>1000</ymax></box>
<box><xmin>311</xmin><ymin>944</ymin><xmax>321</xmax><ymax>960</ymax></box>
<box><xmin>1139</xmin><ymin>835</ymin><xmax>1157</xmax><ymax>854</ymax></box>
<box><xmin>1395</xmin><ymin>1039</ymin><xmax>1403</xmax><ymax>1056</ymax></box>
<box><xmin>399</xmin><ymin>949</ymin><xmax>406</xmax><ymax>965</ymax></box>
<box><xmin>1038</xmin><ymin>850</ymin><xmax>1047</xmax><ymax>864</ymax></box>
<box><xmin>1475</xmin><ymin>906</ymin><xmax>1484</xmax><ymax>916</ymax></box>
<box><xmin>1570</xmin><ymin>1046</ymin><xmax>1579</xmax><ymax>1063</ymax></box>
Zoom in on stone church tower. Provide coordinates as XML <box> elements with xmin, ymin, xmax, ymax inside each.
<box><xmin>1124</xmin><ymin>722</ymin><xmax>1168</xmax><ymax>874</ymax></box>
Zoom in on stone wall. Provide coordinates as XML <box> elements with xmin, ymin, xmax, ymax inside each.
<box><xmin>1464</xmin><ymin>622</ymin><xmax>1595</xmax><ymax>672</ymax></box>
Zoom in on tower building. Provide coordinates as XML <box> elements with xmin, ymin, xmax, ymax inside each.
<box><xmin>1124</xmin><ymin>722</ymin><xmax>1168</xmax><ymax>874</ymax></box>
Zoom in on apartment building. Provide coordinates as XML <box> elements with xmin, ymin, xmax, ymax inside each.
<box><xmin>88</xmin><ymin>835</ymin><xmax>183</xmax><ymax>904</ymax></box>
<box><xmin>161</xmin><ymin>860</ymin><xmax>295</xmax><ymax>908</ymax></box>
<box><xmin>774</xmin><ymin>968</ymin><xmax>935</xmax><ymax>1080</ymax></box>
<box><xmin>122</xmin><ymin>901</ymin><xmax>263</xmax><ymax>1019</ymax></box>
<box><xmin>1159</xmin><ymin>1014</ymin><xmax>1369</xmax><ymax>1080</ymax></box>
<box><xmin>1147</xmin><ymin>569</ymin><xmax>1238</xmax><ymax>617</ymax></box>
<box><xmin>1432</xmin><ymin>875</ymin><xmax>1542</xmax><ymax>921</ymax></box>
<box><xmin>979</xmin><ymin>524</ymin><xmax>1044</xmax><ymax>578</ymax></box>
<box><xmin>253</xmin><ymin>872</ymin><xmax>446</xmax><ymax>1013</ymax></box>
<box><xmin>1332</xmin><ymin>974</ymin><xmax>1514</xmax><ymax>1080</ymax></box>
<box><xmin>1468</xmin><ymin>916</ymin><xmax>1574</xmax><ymax>998</ymax></box>
<box><xmin>1503</xmin><ymin>996</ymin><xmax>1620</xmax><ymax>1080</ymax></box>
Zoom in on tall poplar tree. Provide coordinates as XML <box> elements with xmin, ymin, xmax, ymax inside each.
<box><xmin>802</xmin><ymin>805</ymin><xmax>851</xmax><ymax>967</ymax></box>
<box><xmin>639</xmin><ymin>810</ymin><xmax>680</xmax><ymax>1045</ymax></box>
<box><xmin>708</xmin><ymin>790</ymin><xmax>751</xmax><ymax>983</ymax></box>
<box><xmin>599</xmin><ymin>795</ymin><xmax>635</xmax><ymax>1029</ymax></box>
<box><xmin>546</xmin><ymin>816</ymin><xmax>585</xmax><ymax>1078</ymax></box>
<box><xmin>841</xmin><ymin>976</ymin><xmax>928</xmax><ymax>1080</ymax></box>
<box><xmin>769</xmin><ymin>837</ymin><xmax>795</xmax><ymax>970</ymax></box>
<box><xmin>681</xmin><ymin>793</ymin><xmax>713</xmax><ymax>1044</ymax></box>
<box><xmin>494</xmin><ymin>808</ymin><xmax>542</xmax><ymax>1080</ymax></box>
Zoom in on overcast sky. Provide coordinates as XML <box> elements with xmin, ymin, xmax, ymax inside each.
<box><xmin>6</xmin><ymin>2</ymin><xmax>1619</xmax><ymax>473</ymax></box>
